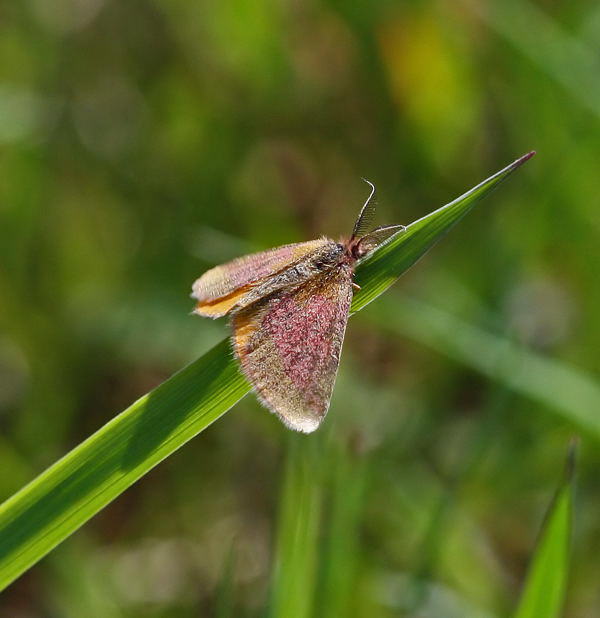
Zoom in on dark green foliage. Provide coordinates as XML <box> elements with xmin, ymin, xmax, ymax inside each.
<box><xmin>0</xmin><ymin>0</ymin><xmax>598</xmax><ymax>615</ymax></box>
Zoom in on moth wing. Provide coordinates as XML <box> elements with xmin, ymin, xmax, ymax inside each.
<box><xmin>232</xmin><ymin>264</ymin><xmax>353</xmax><ymax>433</ymax></box>
<box><xmin>192</xmin><ymin>238</ymin><xmax>332</xmax><ymax>318</ymax></box>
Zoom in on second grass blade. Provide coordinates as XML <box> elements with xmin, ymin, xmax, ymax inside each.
<box><xmin>513</xmin><ymin>443</ymin><xmax>576</xmax><ymax>618</ymax></box>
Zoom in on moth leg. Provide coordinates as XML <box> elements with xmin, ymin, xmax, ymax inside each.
<box><xmin>352</xmin><ymin>282</ymin><xmax>361</xmax><ymax>290</ymax></box>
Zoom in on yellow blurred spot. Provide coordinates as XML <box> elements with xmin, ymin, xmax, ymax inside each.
<box><xmin>378</xmin><ymin>11</ymin><xmax>479</xmax><ymax>165</ymax></box>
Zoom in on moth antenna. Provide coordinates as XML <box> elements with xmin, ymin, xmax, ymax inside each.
<box><xmin>361</xmin><ymin>178</ymin><xmax>376</xmax><ymax>202</ymax></box>
<box><xmin>351</xmin><ymin>178</ymin><xmax>377</xmax><ymax>240</ymax></box>
<box><xmin>356</xmin><ymin>223</ymin><xmax>406</xmax><ymax>255</ymax></box>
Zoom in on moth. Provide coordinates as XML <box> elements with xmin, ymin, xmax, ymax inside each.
<box><xmin>191</xmin><ymin>181</ymin><xmax>404</xmax><ymax>433</ymax></box>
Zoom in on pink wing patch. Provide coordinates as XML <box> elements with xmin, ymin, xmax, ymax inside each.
<box><xmin>232</xmin><ymin>264</ymin><xmax>353</xmax><ymax>432</ymax></box>
<box><xmin>264</xmin><ymin>294</ymin><xmax>339</xmax><ymax>392</ymax></box>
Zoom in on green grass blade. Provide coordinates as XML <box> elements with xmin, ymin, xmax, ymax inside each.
<box><xmin>513</xmin><ymin>443</ymin><xmax>576</xmax><ymax>618</ymax></box>
<box><xmin>351</xmin><ymin>151</ymin><xmax>536</xmax><ymax>312</ymax></box>
<box><xmin>0</xmin><ymin>339</ymin><xmax>251</xmax><ymax>591</ymax></box>
<box><xmin>0</xmin><ymin>154</ymin><xmax>534</xmax><ymax>591</ymax></box>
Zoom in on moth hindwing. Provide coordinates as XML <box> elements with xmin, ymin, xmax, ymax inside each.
<box><xmin>231</xmin><ymin>263</ymin><xmax>353</xmax><ymax>433</ymax></box>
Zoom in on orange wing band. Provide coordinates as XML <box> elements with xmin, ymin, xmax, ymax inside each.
<box><xmin>194</xmin><ymin>285</ymin><xmax>253</xmax><ymax>318</ymax></box>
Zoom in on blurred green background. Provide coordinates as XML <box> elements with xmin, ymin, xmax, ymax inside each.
<box><xmin>1</xmin><ymin>0</ymin><xmax>599</xmax><ymax>616</ymax></box>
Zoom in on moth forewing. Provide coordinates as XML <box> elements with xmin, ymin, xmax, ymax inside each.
<box><xmin>192</xmin><ymin>238</ymin><xmax>336</xmax><ymax>318</ymax></box>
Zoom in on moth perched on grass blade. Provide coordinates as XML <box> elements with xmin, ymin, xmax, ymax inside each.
<box><xmin>191</xmin><ymin>180</ymin><xmax>404</xmax><ymax>432</ymax></box>
<box><xmin>192</xmin><ymin>151</ymin><xmax>536</xmax><ymax>433</ymax></box>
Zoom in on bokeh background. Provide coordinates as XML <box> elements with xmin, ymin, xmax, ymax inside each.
<box><xmin>1</xmin><ymin>0</ymin><xmax>599</xmax><ymax>616</ymax></box>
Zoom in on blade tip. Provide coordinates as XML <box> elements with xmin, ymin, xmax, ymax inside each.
<box><xmin>516</xmin><ymin>150</ymin><xmax>537</xmax><ymax>166</ymax></box>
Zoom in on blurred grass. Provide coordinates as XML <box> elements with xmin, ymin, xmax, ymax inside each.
<box><xmin>268</xmin><ymin>436</ymin><xmax>323</xmax><ymax>618</ymax></box>
<box><xmin>1</xmin><ymin>0</ymin><xmax>599</xmax><ymax>614</ymax></box>
<box><xmin>468</xmin><ymin>0</ymin><xmax>600</xmax><ymax>119</ymax></box>
<box><xmin>0</xmin><ymin>157</ymin><xmax>531</xmax><ymax>592</ymax></box>
<box><xmin>318</xmin><ymin>437</ymin><xmax>368</xmax><ymax>618</ymax></box>
<box><xmin>366</xmin><ymin>297</ymin><xmax>600</xmax><ymax>439</ymax></box>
